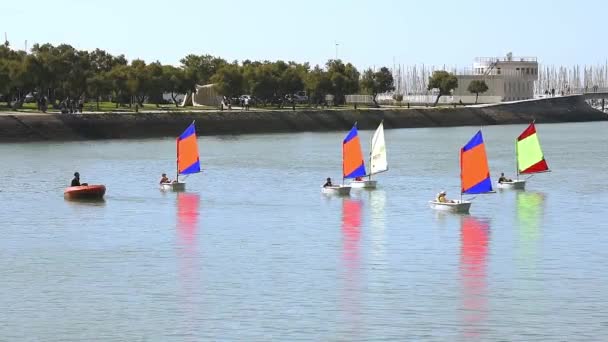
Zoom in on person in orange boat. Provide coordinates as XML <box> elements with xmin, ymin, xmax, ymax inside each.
<box><xmin>159</xmin><ymin>173</ymin><xmax>171</xmax><ymax>184</ymax></box>
<box><xmin>71</xmin><ymin>172</ymin><xmax>88</xmax><ymax>186</ymax></box>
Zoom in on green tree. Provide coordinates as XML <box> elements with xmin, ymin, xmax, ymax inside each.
<box><xmin>211</xmin><ymin>64</ymin><xmax>244</xmax><ymax>99</ymax></box>
<box><xmin>280</xmin><ymin>67</ymin><xmax>304</xmax><ymax>104</ymax></box>
<box><xmin>163</xmin><ymin>65</ymin><xmax>188</xmax><ymax>107</ymax></box>
<box><xmin>245</xmin><ymin>63</ymin><xmax>278</xmax><ymax>106</ymax></box>
<box><xmin>326</xmin><ymin>59</ymin><xmax>360</xmax><ymax>105</ymax></box>
<box><xmin>180</xmin><ymin>54</ymin><xmax>226</xmax><ymax>90</ymax></box>
<box><xmin>305</xmin><ymin>65</ymin><xmax>333</xmax><ymax>106</ymax></box>
<box><xmin>467</xmin><ymin>79</ymin><xmax>489</xmax><ymax>104</ymax></box>
<box><xmin>360</xmin><ymin>67</ymin><xmax>395</xmax><ymax>107</ymax></box>
<box><xmin>427</xmin><ymin>70</ymin><xmax>458</xmax><ymax>107</ymax></box>
<box><xmin>86</xmin><ymin>72</ymin><xmax>111</xmax><ymax>110</ymax></box>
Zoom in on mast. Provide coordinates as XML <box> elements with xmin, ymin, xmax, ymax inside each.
<box><xmin>176</xmin><ymin>135</ymin><xmax>179</xmax><ymax>183</ymax></box>
<box><xmin>515</xmin><ymin>137</ymin><xmax>519</xmax><ymax>180</ymax></box>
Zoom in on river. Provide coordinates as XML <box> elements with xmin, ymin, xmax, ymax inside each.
<box><xmin>1</xmin><ymin>122</ymin><xmax>607</xmax><ymax>341</ymax></box>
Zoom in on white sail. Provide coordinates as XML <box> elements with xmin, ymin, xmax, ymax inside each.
<box><xmin>370</xmin><ymin>121</ymin><xmax>388</xmax><ymax>175</ymax></box>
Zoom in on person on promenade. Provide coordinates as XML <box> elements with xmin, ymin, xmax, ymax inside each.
<box><xmin>244</xmin><ymin>97</ymin><xmax>249</xmax><ymax>111</ymax></box>
<box><xmin>159</xmin><ymin>173</ymin><xmax>171</xmax><ymax>184</ymax></box>
<box><xmin>323</xmin><ymin>177</ymin><xmax>333</xmax><ymax>187</ymax></box>
<box><xmin>498</xmin><ymin>173</ymin><xmax>512</xmax><ymax>183</ymax></box>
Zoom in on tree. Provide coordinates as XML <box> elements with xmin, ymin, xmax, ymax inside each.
<box><xmin>279</xmin><ymin>67</ymin><xmax>304</xmax><ymax>104</ymax></box>
<box><xmin>180</xmin><ymin>54</ymin><xmax>226</xmax><ymax>90</ymax></box>
<box><xmin>360</xmin><ymin>67</ymin><xmax>395</xmax><ymax>107</ymax></box>
<box><xmin>393</xmin><ymin>93</ymin><xmax>404</xmax><ymax>106</ymax></box>
<box><xmin>163</xmin><ymin>65</ymin><xmax>188</xmax><ymax>107</ymax></box>
<box><xmin>86</xmin><ymin>72</ymin><xmax>111</xmax><ymax>110</ymax></box>
<box><xmin>326</xmin><ymin>59</ymin><xmax>360</xmax><ymax>105</ymax></box>
<box><xmin>427</xmin><ymin>70</ymin><xmax>458</xmax><ymax>107</ymax></box>
<box><xmin>245</xmin><ymin>63</ymin><xmax>278</xmax><ymax>106</ymax></box>
<box><xmin>211</xmin><ymin>64</ymin><xmax>244</xmax><ymax>99</ymax></box>
<box><xmin>467</xmin><ymin>80</ymin><xmax>489</xmax><ymax>104</ymax></box>
<box><xmin>305</xmin><ymin>65</ymin><xmax>333</xmax><ymax>106</ymax></box>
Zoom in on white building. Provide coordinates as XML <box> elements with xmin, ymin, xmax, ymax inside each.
<box><xmin>453</xmin><ymin>55</ymin><xmax>539</xmax><ymax>103</ymax></box>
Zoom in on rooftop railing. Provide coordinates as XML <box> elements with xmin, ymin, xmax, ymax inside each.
<box><xmin>475</xmin><ymin>56</ymin><xmax>538</xmax><ymax>63</ymax></box>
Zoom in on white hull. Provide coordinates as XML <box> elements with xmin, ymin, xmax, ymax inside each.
<box><xmin>497</xmin><ymin>180</ymin><xmax>526</xmax><ymax>190</ymax></box>
<box><xmin>321</xmin><ymin>185</ymin><xmax>351</xmax><ymax>196</ymax></box>
<box><xmin>429</xmin><ymin>200</ymin><xmax>472</xmax><ymax>213</ymax></box>
<box><xmin>349</xmin><ymin>180</ymin><xmax>377</xmax><ymax>189</ymax></box>
<box><xmin>160</xmin><ymin>182</ymin><xmax>186</xmax><ymax>191</ymax></box>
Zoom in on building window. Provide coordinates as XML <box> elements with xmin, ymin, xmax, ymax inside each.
<box><xmin>526</xmin><ymin>68</ymin><xmax>530</xmax><ymax>74</ymax></box>
<box><xmin>497</xmin><ymin>68</ymin><xmax>501</xmax><ymax>74</ymax></box>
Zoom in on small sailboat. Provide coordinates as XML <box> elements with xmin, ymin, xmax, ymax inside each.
<box><xmin>430</xmin><ymin>130</ymin><xmax>494</xmax><ymax>213</ymax></box>
<box><xmin>350</xmin><ymin>121</ymin><xmax>388</xmax><ymax>189</ymax></box>
<box><xmin>161</xmin><ymin>121</ymin><xmax>201</xmax><ymax>191</ymax></box>
<box><xmin>497</xmin><ymin>122</ymin><xmax>550</xmax><ymax>190</ymax></box>
<box><xmin>322</xmin><ymin>124</ymin><xmax>365</xmax><ymax>196</ymax></box>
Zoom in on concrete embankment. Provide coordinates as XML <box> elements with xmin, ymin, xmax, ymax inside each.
<box><xmin>0</xmin><ymin>95</ymin><xmax>605</xmax><ymax>142</ymax></box>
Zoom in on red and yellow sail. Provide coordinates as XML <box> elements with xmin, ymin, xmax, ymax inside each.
<box><xmin>516</xmin><ymin>122</ymin><xmax>549</xmax><ymax>175</ymax></box>
<box><xmin>461</xmin><ymin>130</ymin><xmax>493</xmax><ymax>194</ymax></box>
<box><xmin>342</xmin><ymin>123</ymin><xmax>366</xmax><ymax>179</ymax></box>
<box><xmin>177</xmin><ymin>122</ymin><xmax>201</xmax><ymax>175</ymax></box>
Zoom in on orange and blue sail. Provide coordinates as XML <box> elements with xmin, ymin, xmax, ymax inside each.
<box><xmin>177</xmin><ymin>122</ymin><xmax>201</xmax><ymax>175</ymax></box>
<box><xmin>517</xmin><ymin>122</ymin><xmax>549</xmax><ymax>174</ymax></box>
<box><xmin>342</xmin><ymin>123</ymin><xmax>366</xmax><ymax>179</ymax></box>
<box><xmin>461</xmin><ymin>130</ymin><xmax>493</xmax><ymax>194</ymax></box>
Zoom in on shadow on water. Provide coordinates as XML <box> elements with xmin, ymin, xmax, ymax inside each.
<box><xmin>340</xmin><ymin>197</ymin><xmax>362</xmax><ymax>340</ymax></box>
<box><xmin>175</xmin><ymin>192</ymin><xmax>201</xmax><ymax>341</ymax></box>
<box><xmin>64</xmin><ymin>198</ymin><xmax>106</xmax><ymax>207</ymax></box>
<box><xmin>459</xmin><ymin>215</ymin><xmax>491</xmax><ymax>341</ymax></box>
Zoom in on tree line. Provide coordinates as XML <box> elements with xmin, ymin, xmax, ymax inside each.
<box><xmin>0</xmin><ymin>42</ymin><xmax>404</xmax><ymax>110</ymax></box>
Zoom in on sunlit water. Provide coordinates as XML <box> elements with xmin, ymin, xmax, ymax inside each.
<box><xmin>1</xmin><ymin>122</ymin><xmax>607</xmax><ymax>341</ymax></box>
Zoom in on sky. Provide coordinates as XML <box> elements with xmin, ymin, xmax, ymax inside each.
<box><xmin>1</xmin><ymin>0</ymin><xmax>606</xmax><ymax>69</ymax></box>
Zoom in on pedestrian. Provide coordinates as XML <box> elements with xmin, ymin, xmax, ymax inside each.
<box><xmin>244</xmin><ymin>97</ymin><xmax>249</xmax><ymax>111</ymax></box>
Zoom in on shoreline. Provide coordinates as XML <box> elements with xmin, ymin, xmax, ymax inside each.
<box><xmin>0</xmin><ymin>95</ymin><xmax>605</xmax><ymax>142</ymax></box>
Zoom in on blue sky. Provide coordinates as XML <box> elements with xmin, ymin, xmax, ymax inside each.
<box><xmin>1</xmin><ymin>0</ymin><xmax>605</xmax><ymax>68</ymax></box>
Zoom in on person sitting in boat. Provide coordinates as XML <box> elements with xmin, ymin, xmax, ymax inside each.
<box><xmin>498</xmin><ymin>173</ymin><xmax>513</xmax><ymax>183</ymax></box>
<box><xmin>323</xmin><ymin>177</ymin><xmax>333</xmax><ymax>187</ymax></box>
<box><xmin>355</xmin><ymin>176</ymin><xmax>363</xmax><ymax>181</ymax></box>
<box><xmin>437</xmin><ymin>191</ymin><xmax>454</xmax><ymax>203</ymax></box>
<box><xmin>71</xmin><ymin>172</ymin><xmax>88</xmax><ymax>186</ymax></box>
<box><xmin>159</xmin><ymin>173</ymin><xmax>171</xmax><ymax>184</ymax></box>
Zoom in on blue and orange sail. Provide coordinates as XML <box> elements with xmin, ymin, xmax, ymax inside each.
<box><xmin>461</xmin><ymin>130</ymin><xmax>493</xmax><ymax>194</ymax></box>
<box><xmin>343</xmin><ymin>123</ymin><xmax>366</xmax><ymax>179</ymax></box>
<box><xmin>177</xmin><ymin>122</ymin><xmax>201</xmax><ymax>175</ymax></box>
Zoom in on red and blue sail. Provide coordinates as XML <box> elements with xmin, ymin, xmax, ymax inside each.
<box><xmin>177</xmin><ymin>122</ymin><xmax>201</xmax><ymax>175</ymax></box>
<box><xmin>461</xmin><ymin>130</ymin><xmax>493</xmax><ymax>194</ymax></box>
<box><xmin>342</xmin><ymin>123</ymin><xmax>366</xmax><ymax>179</ymax></box>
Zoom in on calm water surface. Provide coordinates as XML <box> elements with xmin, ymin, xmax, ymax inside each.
<box><xmin>1</xmin><ymin>122</ymin><xmax>607</xmax><ymax>341</ymax></box>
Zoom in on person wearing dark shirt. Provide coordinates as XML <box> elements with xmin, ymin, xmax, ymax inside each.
<box><xmin>323</xmin><ymin>177</ymin><xmax>333</xmax><ymax>187</ymax></box>
<box><xmin>71</xmin><ymin>172</ymin><xmax>81</xmax><ymax>186</ymax></box>
<box><xmin>498</xmin><ymin>172</ymin><xmax>512</xmax><ymax>183</ymax></box>
<box><xmin>159</xmin><ymin>173</ymin><xmax>171</xmax><ymax>184</ymax></box>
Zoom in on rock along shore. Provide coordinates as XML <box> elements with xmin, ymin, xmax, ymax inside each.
<box><xmin>0</xmin><ymin>95</ymin><xmax>605</xmax><ymax>142</ymax></box>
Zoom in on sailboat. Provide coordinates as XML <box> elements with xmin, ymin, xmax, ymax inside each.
<box><xmin>430</xmin><ymin>130</ymin><xmax>494</xmax><ymax>213</ymax></box>
<box><xmin>322</xmin><ymin>123</ymin><xmax>365</xmax><ymax>196</ymax></box>
<box><xmin>161</xmin><ymin>121</ymin><xmax>201</xmax><ymax>191</ymax></box>
<box><xmin>350</xmin><ymin>121</ymin><xmax>388</xmax><ymax>189</ymax></box>
<box><xmin>497</xmin><ymin>122</ymin><xmax>550</xmax><ymax>190</ymax></box>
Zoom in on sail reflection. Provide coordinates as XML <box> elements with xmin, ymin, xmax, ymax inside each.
<box><xmin>516</xmin><ymin>192</ymin><xmax>546</xmax><ymax>266</ymax></box>
<box><xmin>176</xmin><ymin>193</ymin><xmax>201</xmax><ymax>340</ymax></box>
<box><xmin>340</xmin><ymin>198</ymin><xmax>363</xmax><ymax>339</ymax></box>
<box><xmin>460</xmin><ymin>216</ymin><xmax>491</xmax><ymax>340</ymax></box>
<box><xmin>369</xmin><ymin>190</ymin><xmax>387</xmax><ymax>269</ymax></box>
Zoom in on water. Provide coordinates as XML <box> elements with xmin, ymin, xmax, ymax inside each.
<box><xmin>1</xmin><ymin>122</ymin><xmax>607</xmax><ymax>341</ymax></box>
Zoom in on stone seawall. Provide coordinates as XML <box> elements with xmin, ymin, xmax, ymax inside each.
<box><xmin>0</xmin><ymin>95</ymin><xmax>605</xmax><ymax>142</ymax></box>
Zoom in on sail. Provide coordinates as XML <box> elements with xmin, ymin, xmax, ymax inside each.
<box><xmin>461</xmin><ymin>130</ymin><xmax>493</xmax><ymax>194</ymax></box>
<box><xmin>370</xmin><ymin>121</ymin><xmax>388</xmax><ymax>175</ymax></box>
<box><xmin>177</xmin><ymin>122</ymin><xmax>201</xmax><ymax>175</ymax></box>
<box><xmin>342</xmin><ymin>123</ymin><xmax>366</xmax><ymax>179</ymax></box>
<box><xmin>517</xmin><ymin>123</ymin><xmax>549</xmax><ymax>174</ymax></box>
